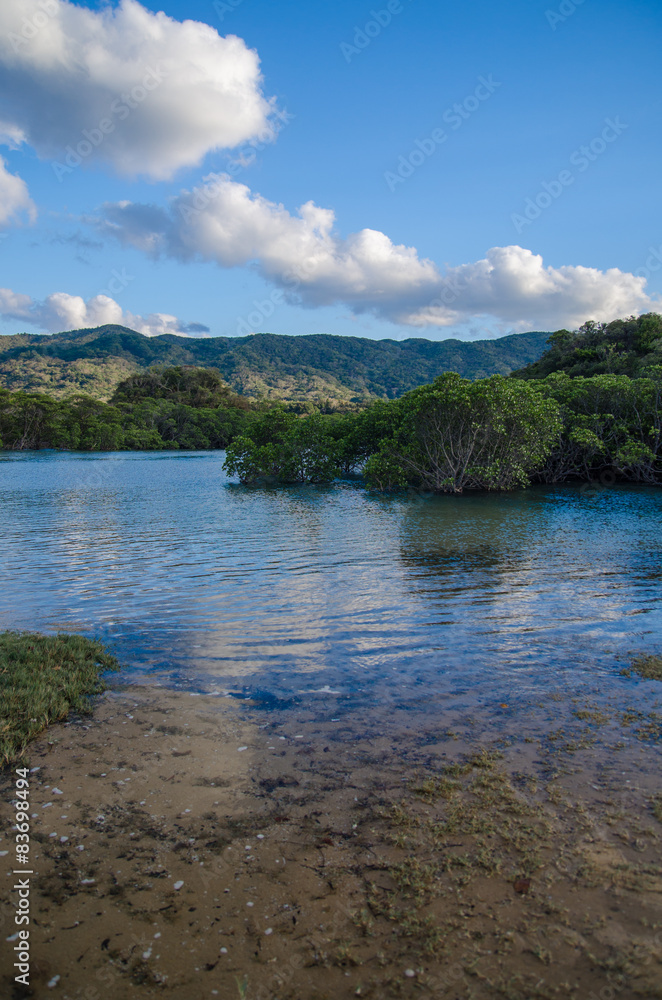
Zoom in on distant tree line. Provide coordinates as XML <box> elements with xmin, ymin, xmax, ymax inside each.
<box><xmin>0</xmin><ymin>367</ymin><xmax>253</xmax><ymax>452</ymax></box>
<box><xmin>3</xmin><ymin>314</ymin><xmax>662</xmax><ymax>492</ymax></box>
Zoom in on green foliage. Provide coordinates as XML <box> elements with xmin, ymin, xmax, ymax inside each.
<box><xmin>0</xmin><ymin>324</ymin><xmax>551</xmax><ymax>404</ymax></box>
<box><xmin>326</xmin><ymin>400</ymin><xmax>401</xmax><ymax>474</ymax></box>
<box><xmin>0</xmin><ymin>632</ymin><xmax>121</xmax><ymax>763</ymax></box>
<box><xmin>3</xmin><ymin>319</ymin><xmax>662</xmax><ymax>492</ymax></box>
<box><xmin>0</xmin><ymin>368</ymin><xmax>253</xmax><ymax>452</ymax></box>
<box><xmin>535</xmin><ymin>371</ymin><xmax>662</xmax><ymax>483</ymax></box>
<box><xmin>224</xmin><ymin>409</ymin><xmax>341</xmax><ymax>484</ymax></box>
<box><xmin>220</xmin><ymin>366</ymin><xmax>662</xmax><ymax>491</ymax></box>
<box><xmin>0</xmin><ymin>389</ymin><xmax>76</xmax><ymax>450</ymax></box>
<box><xmin>363</xmin><ymin>374</ymin><xmax>561</xmax><ymax>492</ymax></box>
<box><xmin>110</xmin><ymin>365</ymin><xmax>249</xmax><ymax>410</ymax></box>
<box><xmin>514</xmin><ymin>312</ymin><xmax>662</xmax><ymax>380</ymax></box>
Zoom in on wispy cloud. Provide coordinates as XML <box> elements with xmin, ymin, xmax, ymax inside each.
<box><xmin>48</xmin><ymin>232</ymin><xmax>104</xmax><ymax>252</ymax></box>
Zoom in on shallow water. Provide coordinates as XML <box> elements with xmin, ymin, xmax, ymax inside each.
<box><xmin>1</xmin><ymin>450</ymin><xmax>661</xmax><ymax>717</ymax></box>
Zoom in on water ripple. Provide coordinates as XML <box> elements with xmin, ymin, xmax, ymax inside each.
<box><xmin>1</xmin><ymin>450</ymin><xmax>661</xmax><ymax>707</ymax></box>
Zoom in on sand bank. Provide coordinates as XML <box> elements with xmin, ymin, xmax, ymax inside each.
<box><xmin>1</xmin><ymin>685</ymin><xmax>662</xmax><ymax>998</ymax></box>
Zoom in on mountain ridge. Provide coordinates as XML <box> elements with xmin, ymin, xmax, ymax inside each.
<box><xmin>0</xmin><ymin>325</ymin><xmax>552</xmax><ymax>403</ymax></box>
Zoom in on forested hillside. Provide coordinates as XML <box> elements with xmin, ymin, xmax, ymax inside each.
<box><xmin>2</xmin><ymin>316</ymin><xmax>662</xmax><ymax>491</ymax></box>
<box><xmin>513</xmin><ymin>313</ymin><xmax>662</xmax><ymax>379</ymax></box>
<box><xmin>0</xmin><ymin>326</ymin><xmax>550</xmax><ymax>404</ymax></box>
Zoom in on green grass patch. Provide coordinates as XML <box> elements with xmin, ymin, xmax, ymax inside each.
<box><xmin>622</xmin><ymin>655</ymin><xmax>662</xmax><ymax>681</ymax></box>
<box><xmin>0</xmin><ymin>631</ymin><xmax>121</xmax><ymax>765</ymax></box>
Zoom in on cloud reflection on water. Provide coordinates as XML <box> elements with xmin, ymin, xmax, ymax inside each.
<box><xmin>0</xmin><ymin>453</ymin><xmax>660</xmax><ymax>706</ymax></box>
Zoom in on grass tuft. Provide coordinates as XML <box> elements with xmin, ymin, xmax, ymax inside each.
<box><xmin>0</xmin><ymin>631</ymin><xmax>121</xmax><ymax>764</ymax></box>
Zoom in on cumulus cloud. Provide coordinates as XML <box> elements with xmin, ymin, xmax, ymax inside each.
<box><xmin>96</xmin><ymin>175</ymin><xmax>661</xmax><ymax>330</ymax></box>
<box><xmin>0</xmin><ymin>156</ymin><xmax>35</xmax><ymax>228</ymax></box>
<box><xmin>0</xmin><ymin>287</ymin><xmax>208</xmax><ymax>338</ymax></box>
<box><xmin>401</xmin><ymin>246</ymin><xmax>658</xmax><ymax>331</ymax></box>
<box><xmin>0</xmin><ymin>0</ymin><xmax>276</xmax><ymax>179</ymax></box>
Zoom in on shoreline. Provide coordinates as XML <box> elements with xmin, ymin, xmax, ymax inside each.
<box><xmin>1</xmin><ymin>684</ymin><xmax>662</xmax><ymax>998</ymax></box>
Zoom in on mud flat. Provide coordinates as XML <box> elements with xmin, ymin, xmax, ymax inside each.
<box><xmin>1</xmin><ymin>685</ymin><xmax>662</xmax><ymax>999</ymax></box>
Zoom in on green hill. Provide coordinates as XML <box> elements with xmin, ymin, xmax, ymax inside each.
<box><xmin>512</xmin><ymin>313</ymin><xmax>662</xmax><ymax>380</ymax></box>
<box><xmin>0</xmin><ymin>326</ymin><xmax>551</xmax><ymax>404</ymax></box>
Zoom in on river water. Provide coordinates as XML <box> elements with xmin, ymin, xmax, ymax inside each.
<box><xmin>1</xmin><ymin>450</ymin><xmax>661</xmax><ymax>723</ymax></box>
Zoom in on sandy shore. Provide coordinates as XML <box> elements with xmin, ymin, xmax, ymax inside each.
<box><xmin>1</xmin><ymin>684</ymin><xmax>662</xmax><ymax>999</ymax></box>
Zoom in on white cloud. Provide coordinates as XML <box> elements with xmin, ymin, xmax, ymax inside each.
<box><xmin>0</xmin><ymin>287</ymin><xmax>208</xmax><ymax>338</ymax></box>
<box><xmin>0</xmin><ymin>0</ymin><xmax>276</xmax><ymax>180</ymax></box>
<box><xmin>402</xmin><ymin>246</ymin><xmax>658</xmax><ymax>331</ymax></box>
<box><xmin>0</xmin><ymin>1</ymin><xmax>653</xmax><ymax>336</ymax></box>
<box><xmin>97</xmin><ymin>175</ymin><xmax>661</xmax><ymax>331</ymax></box>
<box><xmin>0</xmin><ymin>156</ymin><xmax>35</xmax><ymax>228</ymax></box>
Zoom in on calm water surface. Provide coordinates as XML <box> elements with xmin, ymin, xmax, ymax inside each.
<box><xmin>1</xmin><ymin>451</ymin><xmax>661</xmax><ymax>716</ymax></box>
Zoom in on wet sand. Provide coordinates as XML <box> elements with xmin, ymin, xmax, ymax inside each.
<box><xmin>1</xmin><ymin>685</ymin><xmax>662</xmax><ymax>999</ymax></box>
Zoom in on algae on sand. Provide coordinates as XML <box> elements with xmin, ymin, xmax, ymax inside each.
<box><xmin>0</xmin><ymin>631</ymin><xmax>120</xmax><ymax>764</ymax></box>
<box><xmin>625</xmin><ymin>654</ymin><xmax>662</xmax><ymax>681</ymax></box>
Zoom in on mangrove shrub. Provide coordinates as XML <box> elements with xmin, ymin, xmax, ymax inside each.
<box><xmin>224</xmin><ymin>409</ymin><xmax>341</xmax><ymax>484</ymax></box>
<box><xmin>363</xmin><ymin>374</ymin><xmax>562</xmax><ymax>492</ymax></box>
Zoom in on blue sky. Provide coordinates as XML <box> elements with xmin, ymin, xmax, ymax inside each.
<box><xmin>0</xmin><ymin>0</ymin><xmax>660</xmax><ymax>340</ymax></box>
